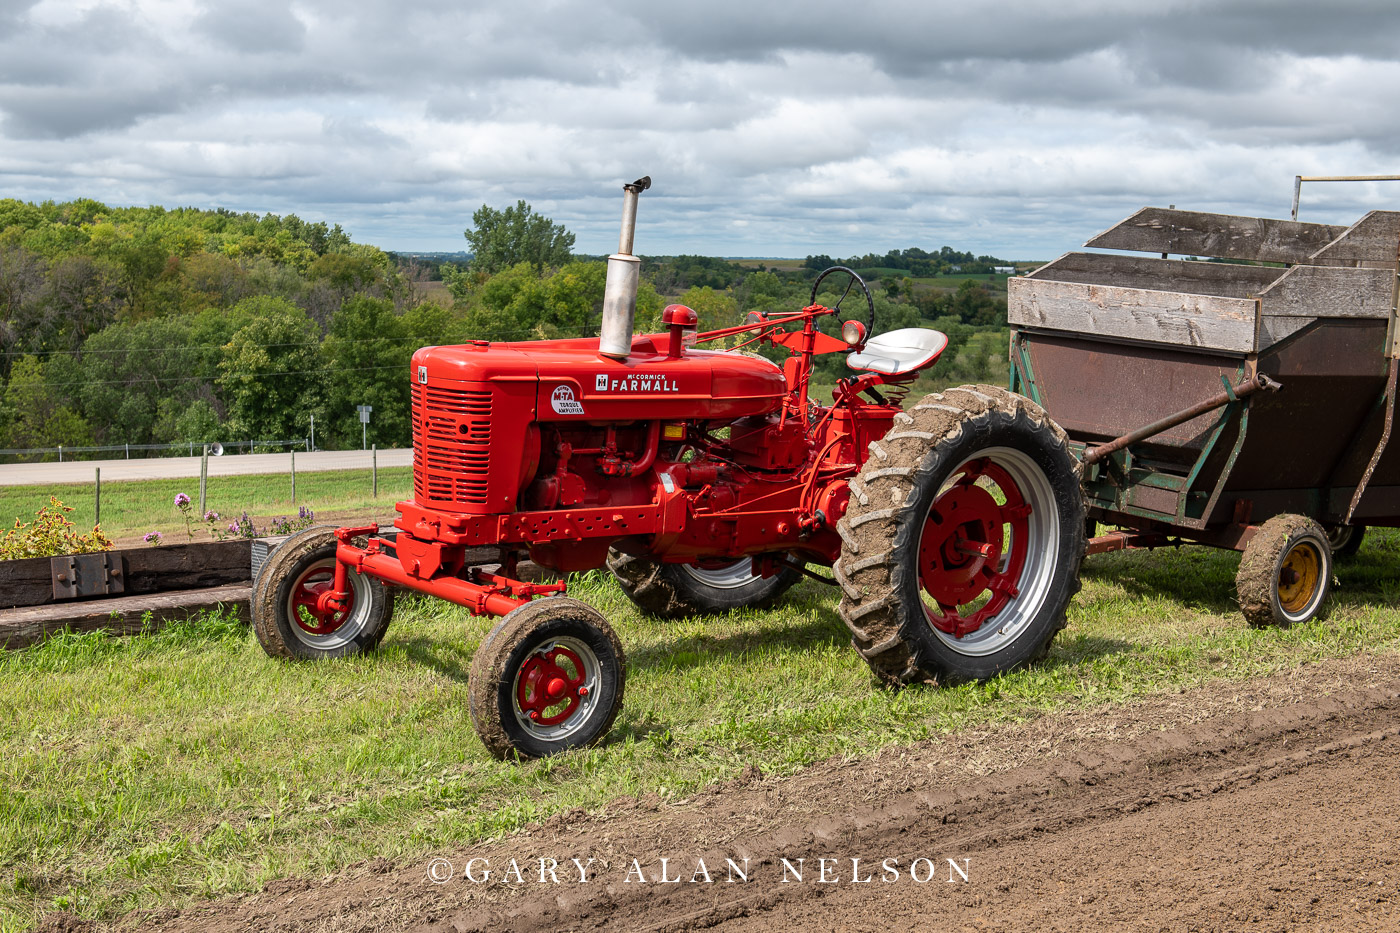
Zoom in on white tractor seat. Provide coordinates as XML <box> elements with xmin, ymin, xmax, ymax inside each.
<box><xmin>846</xmin><ymin>328</ymin><xmax>950</xmax><ymax>376</ymax></box>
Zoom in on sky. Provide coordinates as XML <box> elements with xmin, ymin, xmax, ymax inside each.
<box><xmin>1</xmin><ymin>0</ymin><xmax>1399</xmax><ymax>260</ymax></box>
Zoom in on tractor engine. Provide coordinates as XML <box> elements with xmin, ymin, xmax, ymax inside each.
<box><xmin>407</xmin><ymin>335</ymin><xmax>793</xmax><ymax>570</ymax></box>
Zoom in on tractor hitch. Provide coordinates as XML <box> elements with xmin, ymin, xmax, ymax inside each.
<box><xmin>331</xmin><ymin>523</ymin><xmax>567</xmax><ymax>617</ymax></box>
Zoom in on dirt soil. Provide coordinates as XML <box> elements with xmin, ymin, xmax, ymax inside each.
<box><xmin>86</xmin><ymin>653</ymin><xmax>1400</xmax><ymax>932</ymax></box>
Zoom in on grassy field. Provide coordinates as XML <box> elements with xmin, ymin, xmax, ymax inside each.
<box><xmin>3</xmin><ymin>531</ymin><xmax>1400</xmax><ymax>929</ymax></box>
<box><xmin>0</xmin><ymin>468</ymin><xmax>413</xmax><ymax>544</ymax></box>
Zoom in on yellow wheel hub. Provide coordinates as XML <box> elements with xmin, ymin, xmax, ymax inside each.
<box><xmin>1277</xmin><ymin>543</ymin><xmax>1321</xmax><ymax>615</ymax></box>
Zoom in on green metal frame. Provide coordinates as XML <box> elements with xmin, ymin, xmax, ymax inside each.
<box><xmin>1027</xmin><ymin>336</ymin><xmax>1254</xmax><ymax>532</ymax></box>
<box><xmin>1010</xmin><ymin>331</ymin><xmax>1043</xmax><ymax>406</ymax></box>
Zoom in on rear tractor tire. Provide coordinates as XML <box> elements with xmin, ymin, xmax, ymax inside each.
<box><xmin>835</xmin><ymin>384</ymin><xmax>1085</xmax><ymax>685</ymax></box>
<box><xmin>606</xmin><ymin>550</ymin><xmax>803</xmax><ymax>618</ymax></box>
<box><xmin>252</xmin><ymin>526</ymin><xmax>395</xmax><ymax>660</ymax></box>
<box><xmin>469</xmin><ymin>597</ymin><xmax>627</xmax><ymax>759</ymax></box>
<box><xmin>1237</xmin><ymin>514</ymin><xmax>1331</xmax><ymax>628</ymax></box>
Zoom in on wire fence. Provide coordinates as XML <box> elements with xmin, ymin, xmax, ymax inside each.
<box><xmin>0</xmin><ymin>438</ymin><xmax>310</xmax><ymax>465</ymax></box>
<box><xmin>0</xmin><ymin>446</ymin><xmax>415</xmax><ymax>540</ymax></box>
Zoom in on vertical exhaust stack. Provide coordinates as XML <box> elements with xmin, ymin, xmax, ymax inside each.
<box><xmin>598</xmin><ymin>175</ymin><xmax>651</xmax><ymax>360</ymax></box>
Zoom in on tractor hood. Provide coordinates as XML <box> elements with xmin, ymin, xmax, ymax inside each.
<box><xmin>412</xmin><ymin>334</ymin><xmax>786</xmax><ymax>423</ymax></box>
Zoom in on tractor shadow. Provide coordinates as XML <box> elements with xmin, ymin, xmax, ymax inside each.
<box><xmin>395</xmin><ymin>637</ymin><xmax>473</xmax><ymax>683</ymax></box>
<box><xmin>622</xmin><ymin>599</ymin><xmax>852</xmax><ymax>671</ymax></box>
<box><xmin>1080</xmin><ymin>545</ymin><xmax>1242</xmax><ymax>616</ymax></box>
<box><xmin>622</xmin><ymin>579</ymin><xmax>1138</xmax><ymax>682</ymax></box>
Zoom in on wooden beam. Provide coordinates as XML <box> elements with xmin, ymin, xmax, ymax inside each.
<box><xmin>1258</xmin><ymin>265</ymin><xmax>1395</xmax><ymax>320</ymax></box>
<box><xmin>1009</xmin><ymin>277</ymin><xmax>1258</xmax><ymax>354</ymax></box>
<box><xmin>1306</xmin><ymin>210</ymin><xmax>1400</xmax><ymax>266</ymax></box>
<box><xmin>1085</xmin><ymin>207</ymin><xmax>1345</xmax><ymax>264</ymax></box>
<box><xmin>0</xmin><ymin>539</ymin><xmax>253</xmax><ymax>610</ymax></box>
<box><xmin>0</xmin><ymin>584</ymin><xmax>251</xmax><ymax>649</ymax></box>
<box><xmin>1027</xmin><ymin>252</ymin><xmax>1285</xmax><ymax>298</ymax></box>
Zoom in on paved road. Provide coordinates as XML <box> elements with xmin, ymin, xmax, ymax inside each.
<box><xmin>0</xmin><ymin>449</ymin><xmax>413</xmax><ymax>487</ymax></box>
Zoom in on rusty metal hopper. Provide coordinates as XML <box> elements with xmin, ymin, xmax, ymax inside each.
<box><xmin>1008</xmin><ymin>206</ymin><xmax>1400</xmax><ymax>535</ymax></box>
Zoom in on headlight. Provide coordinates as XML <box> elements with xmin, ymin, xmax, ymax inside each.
<box><xmin>841</xmin><ymin>320</ymin><xmax>866</xmax><ymax>348</ymax></box>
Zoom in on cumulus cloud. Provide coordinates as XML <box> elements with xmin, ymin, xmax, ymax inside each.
<box><xmin>0</xmin><ymin>0</ymin><xmax>1397</xmax><ymax>257</ymax></box>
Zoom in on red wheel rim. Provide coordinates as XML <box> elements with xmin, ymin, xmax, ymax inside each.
<box><xmin>918</xmin><ymin>457</ymin><xmax>1031</xmax><ymax>639</ymax></box>
<box><xmin>289</xmin><ymin>564</ymin><xmax>355</xmax><ymax>636</ymax></box>
<box><xmin>515</xmin><ymin>644</ymin><xmax>588</xmax><ymax>727</ymax></box>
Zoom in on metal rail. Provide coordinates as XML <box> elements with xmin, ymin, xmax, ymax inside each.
<box><xmin>1081</xmin><ymin>373</ymin><xmax>1281</xmax><ymax>467</ymax></box>
<box><xmin>1291</xmin><ymin>174</ymin><xmax>1400</xmax><ymax>221</ymax></box>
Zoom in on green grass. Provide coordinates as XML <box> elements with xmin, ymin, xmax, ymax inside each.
<box><xmin>0</xmin><ymin>468</ymin><xmax>413</xmax><ymax>542</ymax></box>
<box><xmin>4</xmin><ymin>531</ymin><xmax>1400</xmax><ymax>929</ymax></box>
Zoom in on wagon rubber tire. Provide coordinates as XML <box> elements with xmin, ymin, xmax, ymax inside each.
<box><xmin>606</xmin><ymin>550</ymin><xmax>803</xmax><ymax>618</ymax></box>
<box><xmin>1325</xmin><ymin>523</ymin><xmax>1366</xmax><ymax>560</ymax></box>
<box><xmin>468</xmin><ymin>598</ymin><xmax>626</xmax><ymax>759</ymax></box>
<box><xmin>834</xmin><ymin>384</ymin><xmax>1085</xmax><ymax>685</ymax></box>
<box><xmin>1237</xmin><ymin>514</ymin><xmax>1332</xmax><ymax>628</ymax></box>
<box><xmin>252</xmin><ymin>526</ymin><xmax>394</xmax><ymax>660</ymax></box>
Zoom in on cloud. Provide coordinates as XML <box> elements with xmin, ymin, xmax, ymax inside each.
<box><xmin>0</xmin><ymin>0</ymin><xmax>1397</xmax><ymax>257</ymax></box>
<box><xmin>194</xmin><ymin>0</ymin><xmax>306</xmax><ymax>53</ymax></box>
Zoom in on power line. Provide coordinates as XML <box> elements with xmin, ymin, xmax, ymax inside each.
<box><xmin>30</xmin><ymin>363</ymin><xmax>411</xmax><ymax>390</ymax></box>
<box><xmin>0</xmin><ymin>325</ymin><xmax>603</xmax><ymax>359</ymax></box>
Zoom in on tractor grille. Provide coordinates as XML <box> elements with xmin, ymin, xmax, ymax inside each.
<box><xmin>412</xmin><ymin>383</ymin><xmax>493</xmax><ymax>507</ymax></box>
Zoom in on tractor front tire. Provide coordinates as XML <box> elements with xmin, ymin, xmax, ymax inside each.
<box><xmin>252</xmin><ymin>526</ymin><xmax>394</xmax><ymax>660</ymax></box>
<box><xmin>469</xmin><ymin>598</ymin><xmax>626</xmax><ymax>759</ymax></box>
<box><xmin>1237</xmin><ymin>514</ymin><xmax>1332</xmax><ymax>628</ymax></box>
<box><xmin>606</xmin><ymin>550</ymin><xmax>802</xmax><ymax>618</ymax></box>
<box><xmin>835</xmin><ymin>384</ymin><xmax>1085</xmax><ymax>685</ymax></box>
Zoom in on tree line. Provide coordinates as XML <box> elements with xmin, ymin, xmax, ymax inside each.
<box><xmin>0</xmin><ymin>198</ymin><xmax>1011</xmax><ymax>458</ymax></box>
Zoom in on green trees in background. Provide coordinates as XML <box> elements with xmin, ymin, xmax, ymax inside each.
<box><xmin>0</xmin><ymin>195</ymin><xmax>1011</xmax><ymax>457</ymax></box>
<box><xmin>463</xmin><ymin>200</ymin><xmax>575</xmax><ymax>277</ymax></box>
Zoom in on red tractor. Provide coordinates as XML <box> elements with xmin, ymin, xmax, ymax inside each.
<box><xmin>252</xmin><ymin>178</ymin><xmax>1085</xmax><ymax>758</ymax></box>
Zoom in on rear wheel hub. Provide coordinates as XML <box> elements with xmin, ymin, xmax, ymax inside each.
<box><xmin>918</xmin><ymin>457</ymin><xmax>1031</xmax><ymax>639</ymax></box>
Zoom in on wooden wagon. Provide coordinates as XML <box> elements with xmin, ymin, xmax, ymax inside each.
<box><xmin>1008</xmin><ymin>206</ymin><xmax>1400</xmax><ymax>625</ymax></box>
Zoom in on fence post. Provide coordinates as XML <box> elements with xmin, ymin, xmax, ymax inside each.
<box><xmin>372</xmin><ymin>444</ymin><xmax>378</xmax><ymax>498</ymax></box>
<box><xmin>200</xmin><ymin>445</ymin><xmax>209</xmax><ymax>515</ymax></box>
<box><xmin>95</xmin><ymin>467</ymin><xmax>101</xmax><ymax>527</ymax></box>
<box><xmin>58</xmin><ymin>444</ymin><xmax>62</xmax><ymax>463</ymax></box>
<box><xmin>291</xmin><ymin>449</ymin><xmax>296</xmax><ymax>504</ymax></box>
<box><xmin>126</xmin><ymin>443</ymin><xmax>130</xmax><ymax>460</ymax></box>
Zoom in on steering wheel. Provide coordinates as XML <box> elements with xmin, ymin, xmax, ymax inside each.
<box><xmin>810</xmin><ymin>265</ymin><xmax>875</xmax><ymax>343</ymax></box>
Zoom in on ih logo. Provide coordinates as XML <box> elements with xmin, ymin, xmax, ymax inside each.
<box><xmin>418</xmin><ymin>365</ymin><xmax>428</xmax><ymax>384</ymax></box>
<box><xmin>595</xmin><ymin>374</ymin><xmax>608</xmax><ymax>391</ymax></box>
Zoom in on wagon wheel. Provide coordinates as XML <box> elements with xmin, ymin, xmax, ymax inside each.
<box><xmin>1324</xmin><ymin>523</ymin><xmax>1366</xmax><ymax>560</ymax></box>
<box><xmin>253</xmin><ymin>526</ymin><xmax>394</xmax><ymax>660</ymax></box>
<box><xmin>468</xmin><ymin>598</ymin><xmax>626</xmax><ymax>759</ymax></box>
<box><xmin>834</xmin><ymin>384</ymin><xmax>1085</xmax><ymax>685</ymax></box>
<box><xmin>606</xmin><ymin>550</ymin><xmax>803</xmax><ymax>618</ymax></box>
<box><xmin>1237</xmin><ymin>515</ymin><xmax>1332</xmax><ymax>628</ymax></box>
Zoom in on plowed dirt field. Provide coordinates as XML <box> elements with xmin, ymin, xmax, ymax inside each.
<box><xmin>66</xmin><ymin>654</ymin><xmax>1400</xmax><ymax>933</ymax></box>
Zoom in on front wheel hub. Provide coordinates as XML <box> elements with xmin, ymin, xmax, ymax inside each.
<box><xmin>516</xmin><ymin>644</ymin><xmax>590</xmax><ymax>728</ymax></box>
<box><xmin>290</xmin><ymin>565</ymin><xmax>356</xmax><ymax>636</ymax></box>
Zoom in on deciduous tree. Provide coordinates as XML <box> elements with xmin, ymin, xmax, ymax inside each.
<box><xmin>463</xmin><ymin>200</ymin><xmax>574</xmax><ymax>277</ymax></box>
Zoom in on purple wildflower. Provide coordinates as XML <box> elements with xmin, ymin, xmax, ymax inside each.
<box><xmin>143</xmin><ymin>531</ymin><xmax>163</xmax><ymax>545</ymax></box>
<box><xmin>174</xmin><ymin>493</ymin><xmax>191</xmax><ymax>508</ymax></box>
<box><xmin>204</xmin><ymin>510</ymin><xmax>220</xmax><ymax>522</ymax></box>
